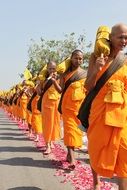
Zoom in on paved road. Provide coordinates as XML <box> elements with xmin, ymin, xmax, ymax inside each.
<box><xmin>0</xmin><ymin>108</ymin><xmax>74</xmax><ymax>190</ymax></box>
<box><xmin>0</xmin><ymin>108</ymin><xmax>118</xmax><ymax>190</ymax></box>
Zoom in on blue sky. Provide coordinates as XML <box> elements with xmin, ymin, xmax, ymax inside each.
<box><xmin>0</xmin><ymin>0</ymin><xmax>127</xmax><ymax>90</ymax></box>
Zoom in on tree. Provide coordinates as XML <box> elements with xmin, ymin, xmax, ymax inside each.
<box><xmin>27</xmin><ymin>32</ymin><xmax>92</xmax><ymax>76</ymax></box>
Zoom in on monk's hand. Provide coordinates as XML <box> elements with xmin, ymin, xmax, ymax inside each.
<box><xmin>52</xmin><ymin>72</ymin><xmax>57</xmax><ymax>78</ymax></box>
<box><xmin>95</xmin><ymin>53</ymin><xmax>106</xmax><ymax>72</ymax></box>
<box><xmin>50</xmin><ymin>72</ymin><xmax>57</xmax><ymax>82</ymax></box>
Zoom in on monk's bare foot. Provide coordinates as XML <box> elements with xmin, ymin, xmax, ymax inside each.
<box><xmin>34</xmin><ymin>137</ymin><xmax>39</xmax><ymax>142</ymax></box>
<box><xmin>28</xmin><ymin>133</ymin><xmax>35</xmax><ymax>139</ymax></box>
<box><xmin>94</xmin><ymin>184</ymin><xmax>100</xmax><ymax>190</ymax></box>
<box><xmin>50</xmin><ymin>142</ymin><xmax>55</xmax><ymax>149</ymax></box>
<box><xmin>43</xmin><ymin>147</ymin><xmax>51</xmax><ymax>155</ymax></box>
<box><xmin>66</xmin><ymin>153</ymin><xmax>71</xmax><ymax>163</ymax></box>
<box><xmin>68</xmin><ymin>164</ymin><xmax>75</xmax><ymax>170</ymax></box>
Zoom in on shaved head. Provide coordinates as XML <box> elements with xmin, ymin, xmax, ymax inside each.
<box><xmin>111</xmin><ymin>23</ymin><xmax>127</xmax><ymax>35</ymax></box>
<box><xmin>109</xmin><ymin>23</ymin><xmax>127</xmax><ymax>52</ymax></box>
<box><xmin>47</xmin><ymin>61</ymin><xmax>56</xmax><ymax>69</ymax></box>
<box><xmin>47</xmin><ymin>60</ymin><xmax>57</xmax><ymax>74</ymax></box>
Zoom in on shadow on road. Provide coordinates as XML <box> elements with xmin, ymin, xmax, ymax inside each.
<box><xmin>0</xmin><ymin>157</ymin><xmax>56</xmax><ymax>169</ymax></box>
<box><xmin>8</xmin><ymin>187</ymin><xmax>43</xmax><ymax>190</ymax></box>
<box><xmin>0</xmin><ymin>127</ymin><xmax>19</xmax><ymax>131</ymax></box>
<box><xmin>0</xmin><ymin>123</ymin><xmax>17</xmax><ymax>125</ymax></box>
<box><xmin>0</xmin><ymin>132</ymin><xmax>23</xmax><ymax>136</ymax></box>
<box><xmin>0</xmin><ymin>136</ymin><xmax>29</xmax><ymax>141</ymax></box>
<box><xmin>0</xmin><ymin>146</ymin><xmax>38</xmax><ymax>152</ymax></box>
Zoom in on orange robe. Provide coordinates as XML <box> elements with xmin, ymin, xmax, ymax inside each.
<box><xmin>42</xmin><ymin>84</ymin><xmax>60</xmax><ymax>143</ymax></box>
<box><xmin>16</xmin><ymin>97</ymin><xmax>21</xmax><ymax>119</ymax></box>
<box><xmin>12</xmin><ymin>95</ymin><xmax>17</xmax><ymax>118</ymax></box>
<box><xmin>20</xmin><ymin>93</ymin><xmax>28</xmax><ymax>120</ymax></box>
<box><xmin>87</xmin><ymin>60</ymin><xmax>127</xmax><ymax>178</ymax></box>
<box><xmin>31</xmin><ymin>94</ymin><xmax>43</xmax><ymax>134</ymax></box>
<box><xmin>12</xmin><ymin>102</ymin><xmax>15</xmax><ymax>117</ymax></box>
<box><xmin>62</xmin><ymin>69</ymin><xmax>86</xmax><ymax>147</ymax></box>
<box><xmin>9</xmin><ymin>102</ymin><xmax>13</xmax><ymax>115</ymax></box>
<box><xmin>26</xmin><ymin>97</ymin><xmax>32</xmax><ymax>125</ymax></box>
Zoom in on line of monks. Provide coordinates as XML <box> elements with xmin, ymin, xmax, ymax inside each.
<box><xmin>1</xmin><ymin>24</ymin><xmax>127</xmax><ymax>189</ymax></box>
<box><xmin>0</xmin><ymin>49</ymin><xmax>87</xmax><ymax>170</ymax></box>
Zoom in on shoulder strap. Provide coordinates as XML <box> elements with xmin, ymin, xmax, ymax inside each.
<box><xmin>37</xmin><ymin>79</ymin><xmax>53</xmax><ymax>112</ymax></box>
<box><xmin>58</xmin><ymin>69</ymin><xmax>86</xmax><ymax>114</ymax></box>
<box><xmin>37</xmin><ymin>74</ymin><xmax>60</xmax><ymax>112</ymax></box>
<box><xmin>62</xmin><ymin>69</ymin><xmax>86</xmax><ymax>94</ymax></box>
<box><xmin>77</xmin><ymin>52</ymin><xmax>126</xmax><ymax>129</ymax></box>
<box><xmin>93</xmin><ymin>52</ymin><xmax>126</xmax><ymax>93</ymax></box>
<box><xmin>27</xmin><ymin>91</ymin><xmax>37</xmax><ymax>112</ymax></box>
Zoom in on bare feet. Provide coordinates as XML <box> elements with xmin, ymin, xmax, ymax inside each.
<box><xmin>68</xmin><ymin>164</ymin><xmax>75</xmax><ymax>170</ymax></box>
<box><xmin>91</xmin><ymin>168</ymin><xmax>100</xmax><ymax>190</ymax></box>
<box><xmin>66</xmin><ymin>153</ymin><xmax>71</xmax><ymax>163</ymax></box>
<box><xmin>34</xmin><ymin>136</ymin><xmax>39</xmax><ymax>142</ymax></box>
<box><xmin>43</xmin><ymin>147</ymin><xmax>51</xmax><ymax>155</ymax></box>
<box><xmin>94</xmin><ymin>184</ymin><xmax>100</xmax><ymax>190</ymax></box>
<box><xmin>28</xmin><ymin>133</ymin><xmax>35</xmax><ymax>139</ymax></box>
<box><xmin>50</xmin><ymin>142</ymin><xmax>55</xmax><ymax>149</ymax></box>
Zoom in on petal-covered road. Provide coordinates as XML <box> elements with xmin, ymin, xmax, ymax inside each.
<box><xmin>0</xmin><ymin>108</ymin><xmax>118</xmax><ymax>190</ymax></box>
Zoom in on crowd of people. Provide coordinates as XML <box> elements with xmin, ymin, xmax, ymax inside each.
<box><xmin>0</xmin><ymin>23</ymin><xmax>127</xmax><ymax>190</ymax></box>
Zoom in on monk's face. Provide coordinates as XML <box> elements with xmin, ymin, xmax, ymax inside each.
<box><xmin>71</xmin><ymin>52</ymin><xmax>83</xmax><ymax>69</ymax></box>
<box><xmin>110</xmin><ymin>26</ymin><xmax>127</xmax><ymax>51</ymax></box>
<box><xmin>47</xmin><ymin>62</ymin><xmax>57</xmax><ymax>75</ymax></box>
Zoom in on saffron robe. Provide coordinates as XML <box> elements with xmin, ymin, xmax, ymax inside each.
<box><xmin>62</xmin><ymin>69</ymin><xmax>86</xmax><ymax>147</ymax></box>
<box><xmin>87</xmin><ymin>60</ymin><xmax>127</xmax><ymax>177</ymax></box>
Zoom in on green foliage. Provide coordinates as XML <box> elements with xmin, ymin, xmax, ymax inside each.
<box><xmin>27</xmin><ymin>32</ymin><xmax>92</xmax><ymax>75</ymax></box>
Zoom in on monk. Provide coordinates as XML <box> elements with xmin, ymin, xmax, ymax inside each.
<box><xmin>25</xmin><ymin>87</ymin><xmax>33</xmax><ymax>137</ymax></box>
<box><xmin>19</xmin><ymin>88</ymin><xmax>28</xmax><ymax>126</ymax></box>
<box><xmin>57</xmin><ymin>50</ymin><xmax>86</xmax><ymax>168</ymax></box>
<box><xmin>41</xmin><ymin>61</ymin><xmax>61</xmax><ymax>154</ymax></box>
<box><xmin>31</xmin><ymin>84</ymin><xmax>43</xmax><ymax>147</ymax></box>
<box><xmin>85</xmin><ymin>23</ymin><xmax>127</xmax><ymax>190</ymax></box>
<box><xmin>16</xmin><ymin>92</ymin><xmax>22</xmax><ymax>123</ymax></box>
